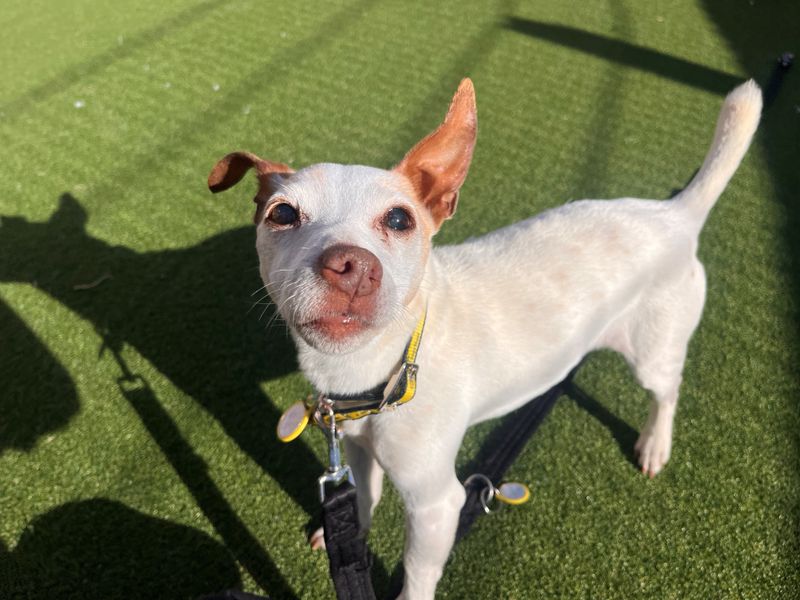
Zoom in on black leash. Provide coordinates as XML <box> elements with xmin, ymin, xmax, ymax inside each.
<box><xmin>321</xmin><ymin>483</ymin><xmax>377</xmax><ymax>600</ymax></box>
<box><xmin>322</xmin><ymin>370</ymin><xmax>575</xmax><ymax>599</ymax></box>
<box><xmin>456</xmin><ymin>373</ymin><xmax>570</xmax><ymax>542</ymax></box>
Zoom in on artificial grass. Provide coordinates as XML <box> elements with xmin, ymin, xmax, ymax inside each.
<box><xmin>1</xmin><ymin>0</ymin><xmax>798</xmax><ymax>598</ymax></box>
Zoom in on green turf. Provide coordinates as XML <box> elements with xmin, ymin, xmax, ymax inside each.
<box><xmin>1</xmin><ymin>0</ymin><xmax>799</xmax><ymax>598</ymax></box>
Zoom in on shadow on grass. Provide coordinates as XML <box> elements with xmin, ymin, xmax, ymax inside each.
<box><xmin>503</xmin><ymin>16</ymin><xmax>741</xmax><ymax>94</ymax></box>
<box><xmin>116</xmin><ymin>373</ymin><xmax>296</xmax><ymax>597</ymax></box>
<box><xmin>0</xmin><ymin>498</ymin><xmax>240</xmax><ymax>599</ymax></box>
<box><xmin>0</xmin><ymin>298</ymin><xmax>79</xmax><ymax>453</ymax></box>
<box><xmin>564</xmin><ymin>380</ymin><xmax>639</xmax><ymax>468</ymax></box>
<box><xmin>0</xmin><ymin>193</ymin><xmax>315</xmax><ymax>596</ymax></box>
<box><xmin>0</xmin><ymin>193</ymin><xmax>321</xmax><ymax>507</ymax></box>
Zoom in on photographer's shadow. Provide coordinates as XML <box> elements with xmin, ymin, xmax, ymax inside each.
<box><xmin>1</xmin><ymin>193</ymin><xmax>321</xmax><ymax>506</ymax></box>
<box><xmin>1</xmin><ymin>193</ymin><xmax>324</xmax><ymax>596</ymax></box>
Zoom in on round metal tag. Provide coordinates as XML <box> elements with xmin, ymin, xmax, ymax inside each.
<box><xmin>277</xmin><ymin>401</ymin><xmax>310</xmax><ymax>442</ymax></box>
<box><xmin>495</xmin><ymin>482</ymin><xmax>531</xmax><ymax>505</ymax></box>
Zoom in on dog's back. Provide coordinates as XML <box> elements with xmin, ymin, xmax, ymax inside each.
<box><xmin>430</xmin><ymin>81</ymin><xmax>762</xmax><ymax>428</ymax></box>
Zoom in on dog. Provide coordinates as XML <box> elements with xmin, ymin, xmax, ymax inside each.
<box><xmin>208</xmin><ymin>78</ymin><xmax>761</xmax><ymax>599</ymax></box>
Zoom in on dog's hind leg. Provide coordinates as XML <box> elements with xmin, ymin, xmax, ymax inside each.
<box><xmin>616</xmin><ymin>259</ymin><xmax>707</xmax><ymax>477</ymax></box>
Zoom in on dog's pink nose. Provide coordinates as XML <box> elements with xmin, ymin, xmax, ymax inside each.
<box><xmin>319</xmin><ymin>245</ymin><xmax>383</xmax><ymax>298</ymax></box>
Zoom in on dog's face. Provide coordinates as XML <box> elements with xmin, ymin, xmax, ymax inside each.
<box><xmin>254</xmin><ymin>163</ymin><xmax>435</xmax><ymax>354</ymax></box>
<box><xmin>209</xmin><ymin>79</ymin><xmax>477</xmax><ymax>353</ymax></box>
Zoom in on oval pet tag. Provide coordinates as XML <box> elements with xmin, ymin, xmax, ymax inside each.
<box><xmin>495</xmin><ymin>482</ymin><xmax>531</xmax><ymax>505</ymax></box>
<box><xmin>277</xmin><ymin>401</ymin><xmax>310</xmax><ymax>443</ymax></box>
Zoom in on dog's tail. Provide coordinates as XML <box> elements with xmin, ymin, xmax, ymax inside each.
<box><xmin>674</xmin><ymin>80</ymin><xmax>762</xmax><ymax>227</ymax></box>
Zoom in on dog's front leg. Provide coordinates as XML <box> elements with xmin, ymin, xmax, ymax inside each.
<box><xmin>308</xmin><ymin>437</ymin><xmax>384</xmax><ymax>551</ymax></box>
<box><xmin>396</xmin><ymin>472</ymin><xmax>465</xmax><ymax>599</ymax></box>
<box><xmin>344</xmin><ymin>436</ymin><xmax>385</xmax><ymax>530</ymax></box>
<box><xmin>376</xmin><ymin>397</ymin><xmax>470</xmax><ymax>598</ymax></box>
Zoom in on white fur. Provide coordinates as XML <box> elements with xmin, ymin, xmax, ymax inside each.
<box><xmin>255</xmin><ymin>81</ymin><xmax>761</xmax><ymax>599</ymax></box>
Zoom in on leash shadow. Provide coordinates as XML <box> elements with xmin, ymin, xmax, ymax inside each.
<box><xmin>117</xmin><ymin>373</ymin><xmax>296</xmax><ymax>597</ymax></box>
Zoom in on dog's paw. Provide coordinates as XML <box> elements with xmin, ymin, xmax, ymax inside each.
<box><xmin>634</xmin><ymin>427</ymin><xmax>672</xmax><ymax>478</ymax></box>
<box><xmin>309</xmin><ymin>526</ymin><xmax>326</xmax><ymax>551</ymax></box>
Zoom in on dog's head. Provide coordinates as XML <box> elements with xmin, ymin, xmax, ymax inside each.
<box><xmin>209</xmin><ymin>79</ymin><xmax>476</xmax><ymax>353</ymax></box>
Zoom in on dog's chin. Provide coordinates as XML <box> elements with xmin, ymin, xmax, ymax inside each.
<box><xmin>295</xmin><ymin>314</ymin><xmax>375</xmax><ymax>354</ymax></box>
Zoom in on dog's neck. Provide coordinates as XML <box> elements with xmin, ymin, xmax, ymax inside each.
<box><xmin>293</xmin><ymin>262</ymin><xmax>434</xmax><ymax>396</ymax></box>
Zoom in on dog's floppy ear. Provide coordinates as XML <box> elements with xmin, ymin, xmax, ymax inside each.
<box><xmin>208</xmin><ymin>151</ymin><xmax>294</xmax><ymax>223</ymax></box>
<box><xmin>394</xmin><ymin>78</ymin><xmax>477</xmax><ymax>229</ymax></box>
<box><xmin>207</xmin><ymin>151</ymin><xmax>294</xmax><ymax>193</ymax></box>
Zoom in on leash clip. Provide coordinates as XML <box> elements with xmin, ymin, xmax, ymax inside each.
<box><xmin>464</xmin><ymin>473</ymin><xmax>531</xmax><ymax>514</ymax></box>
<box><xmin>315</xmin><ymin>395</ymin><xmax>354</xmax><ymax>502</ymax></box>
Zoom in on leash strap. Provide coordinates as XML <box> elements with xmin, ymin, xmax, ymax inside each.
<box><xmin>322</xmin><ymin>482</ymin><xmax>377</xmax><ymax>600</ymax></box>
<box><xmin>455</xmin><ymin>370</ymin><xmax>575</xmax><ymax>542</ymax></box>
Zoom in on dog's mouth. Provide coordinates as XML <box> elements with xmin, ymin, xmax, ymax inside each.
<box><xmin>298</xmin><ymin>312</ymin><xmax>372</xmax><ymax>342</ymax></box>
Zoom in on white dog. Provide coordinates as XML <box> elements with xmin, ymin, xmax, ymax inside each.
<box><xmin>209</xmin><ymin>79</ymin><xmax>761</xmax><ymax>599</ymax></box>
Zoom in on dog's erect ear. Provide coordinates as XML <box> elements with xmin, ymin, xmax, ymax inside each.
<box><xmin>207</xmin><ymin>151</ymin><xmax>294</xmax><ymax>193</ymax></box>
<box><xmin>394</xmin><ymin>78</ymin><xmax>477</xmax><ymax>228</ymax></box>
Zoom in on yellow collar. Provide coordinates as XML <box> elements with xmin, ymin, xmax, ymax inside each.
<box><xmin>320</xmin><ymin>309</ymin><xmax>427</xmax><ymax>422</ymax></box>
<box><xmin>276</xmin><ymin>310</ymin><xmax>427</xmax><ymax>442</ymax></box>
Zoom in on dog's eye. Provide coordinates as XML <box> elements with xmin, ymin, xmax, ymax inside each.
<box><xmin>267</xmin><ymin>203</ymin><xmax>299</xmax><ymax>226</ymax></box>
<box><xmin>385</xmin><ymin>207</ymin><xmax>413</xmax><ymax>232</ymax></box>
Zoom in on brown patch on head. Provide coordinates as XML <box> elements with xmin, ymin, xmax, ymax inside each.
<box><xmin>393</xmin><ymin>79</ymin><xmax>477</xmax><ymax>231</ymax></box>
<box><xmin>207</xmin><ymin>151</ymin><xmax>294</xmax><ymax>223</ymax></box>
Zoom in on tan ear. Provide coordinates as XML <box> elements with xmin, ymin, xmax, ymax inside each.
<box><xmin>394</xmin><ymin>79</ymin><xmax>477</xmax><ymax>228</ymax></box>
<box><xmin>207</xmin><ymin>151</ymin><xmax>294</xmax><ymax>193</ymax></box>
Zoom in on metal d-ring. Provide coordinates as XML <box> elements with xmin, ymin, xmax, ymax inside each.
<box><xmin>464</xmin><ymin>473</ymin><xmax>497</xmax><ymax>514</ymax></box>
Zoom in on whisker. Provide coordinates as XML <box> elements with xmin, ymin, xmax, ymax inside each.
<box><xmin>262</xmin><ymin>280</ymin><xmax>304</xmax><ymax>324</ymax></box>
<box><xmin>250</xmin><ymin>284</ymin><xmax>268</xmax><ymax>296</ymax></box>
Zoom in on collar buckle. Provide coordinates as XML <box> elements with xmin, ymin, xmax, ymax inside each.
<box><xmin>378</xmin><ymin>361</ymin><xmax>417</xmax><ymax>410</ymax></box>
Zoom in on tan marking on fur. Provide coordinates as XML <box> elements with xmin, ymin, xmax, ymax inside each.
<box><xmin>393</xmin><ymin>79</ymin><xmax>477</xmax><ymax>230</ymax></box>
<box><xmin>207</xmin><ymin>151</ymin><xmax>294</xmax><ymax>223</ymax></box>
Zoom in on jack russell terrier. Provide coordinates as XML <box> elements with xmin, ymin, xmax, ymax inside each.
<box><xmin>208</xmin><ymin>78</ymin><xmax>761</xmax><ymax>599</ymax></box>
